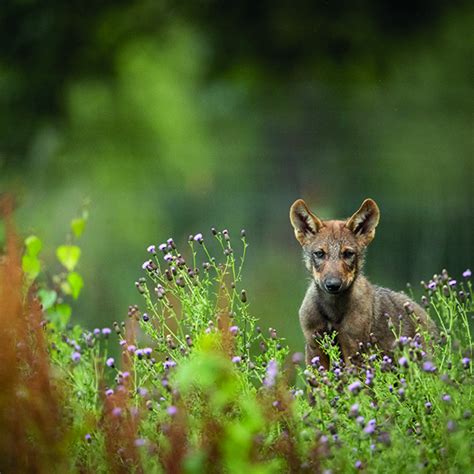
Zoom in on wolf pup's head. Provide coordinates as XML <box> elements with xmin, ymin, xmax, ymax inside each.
<box><xmin>290</xmin><ymin>199</ymin><xmax>380</xmax><ymax>295</ymax></box>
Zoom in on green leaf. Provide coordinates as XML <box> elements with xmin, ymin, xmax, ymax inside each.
<box><xmin>60</xmin><ymin>281</ymin><xmax>71</xmax><ymax>295</ymax></box>
<box><xmin>37</xmin><ymin>289</ymin><xmax>57</xmax><ymax>310</ymax></box>
<box><xmin>22</xmin><ymin>254</ymin><xmax>40</xmax><ymax>279</ymax></box>
<box><xmin>47</xmin><ymin>303</ymin><xmax>72</xmax><ymax>328</ymax></box>
<box><xmin>71</xmin><ymin>218</ymin><xmax>86</xmax><ymax>239</ymax></box>
<box><xmin>25</xmin><ymin>235</ymin><xmax>42</xmax><ymax>257</ymax></box>
<box><xmin>67</xmin><ymin>272</ymin><xmax>84</xmax><ymax>299</ymax></box>
<box><xmin>56</xmin><ymin>245</ymin><xmax>81</xmax><ymax>271</ymax></box>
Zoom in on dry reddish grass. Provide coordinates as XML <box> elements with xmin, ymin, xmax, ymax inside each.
<box><xmin>0</xmin><ymin>197</ymin><xmax>67</xmax><ymax>472</ymax></box>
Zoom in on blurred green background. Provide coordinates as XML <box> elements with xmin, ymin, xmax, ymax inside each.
<box><xmin>1</xmin><ymin>1</ymin><xmax>473</xmax><ymax>351</ymax></box>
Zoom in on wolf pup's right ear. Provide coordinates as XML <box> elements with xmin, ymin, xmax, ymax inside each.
<box><xmin>290</xmin><ymin>199</ymin><xmax>324</xmax><ymax>245</ymax></box>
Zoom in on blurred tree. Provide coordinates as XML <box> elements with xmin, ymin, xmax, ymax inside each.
<box><xmin>1</xmin><ymin>0</ymin><xmax>471</xmax><ymax>166</ymax></box>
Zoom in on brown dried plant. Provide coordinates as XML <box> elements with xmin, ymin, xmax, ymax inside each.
<box><xmin>0</xmin><ymin>197</ymin><xmax>67</xmax><ymax>472</ymax></box>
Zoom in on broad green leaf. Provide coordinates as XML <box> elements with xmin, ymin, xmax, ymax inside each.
<box><xmin>71</xmin><ymin>218</ymin><xmax>86</xmax><ymax>239</ymax></box>
<box><xmin>60</xmin><ymin>281</ymin><xmax>71</xmax><ymax>295</ymax></box>
<box><xmin>22</xmin><ymin>254</ymin><xmax>40</xmax><ymax>279</ymax></box>
<box><xmin>25</xmin><ymin>235</ymin><xmax>42</xmax><ymax>256</ymax></box>
<box><xmin>67</xmin><ymin>272</ymin><xmax>84</xmax><ymax>299</ymax></box>
<box><xmin>37</xmin><ymin>289</ymin><xmax>57</xmax><ymax>310</ymax></box>
<box><xmin>47</xmin><ymin>303</ymin><xmax>72</xmax><ymax>328</ymax></box>
<box><xmin>56</xmin><ymin>245</ymin><xmax>81</xmax><ymax>271</ymax></box>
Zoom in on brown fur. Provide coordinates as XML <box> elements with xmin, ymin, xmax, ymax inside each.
<box><xmin>290</xmin><ymin>198</ymin><xmax>438</xmax><ymax>368</ymax></box>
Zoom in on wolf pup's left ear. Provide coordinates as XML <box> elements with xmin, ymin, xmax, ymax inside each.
<box><xmin>346</xmin><ymin>198</ymin><xmax>380</xmax><ymax>245</ymax></box>
<box><xmin>290</xmin><ymin>199</ymin><xmax>324</xmax><ymax>245</ymax></box>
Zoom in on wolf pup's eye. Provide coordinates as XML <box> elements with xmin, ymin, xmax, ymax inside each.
<box><xmin>313</xmin><ymin>250</ymin><xmax>325</xmax><ymax>259</ymax></box>
<box><xmin>343</xmin><ymin>249</ymin><xmax>355</xmax><ymax>259</ymax></box>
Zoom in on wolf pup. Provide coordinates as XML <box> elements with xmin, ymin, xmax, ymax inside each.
<box><xmin>290</xmin><ymin>198</ymin><xmax>437</xmax><ymax>368</ymax></box>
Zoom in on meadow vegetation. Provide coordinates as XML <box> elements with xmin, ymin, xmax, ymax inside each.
<box><xmin>0</xmin><ymin>205</ymin><xmax>472</xmax><ymax>473</ymax></box>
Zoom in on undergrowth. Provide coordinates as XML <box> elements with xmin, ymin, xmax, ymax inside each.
<box><xmin>0</xmin><ymin>204</ymin><xmax>472</xmax><ymax>473</ymax></box>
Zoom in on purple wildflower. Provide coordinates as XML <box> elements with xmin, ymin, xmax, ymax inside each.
<box><xmin>106</xmin><ymin>357</ymin><xmax>115</xmax><ymax>368</ymax></box>
<box><xmin>229</xmin><ymin>325</ymin><xmax>239</xmax><ymax>335</ymax></box>
<box><xmin>105</xmin><ymin>389</ymin><xmax>114</xmax><ymax>397</ymax></box>
<box><xmin>167</xmin><ymin>405</ymin><xmax>178</xmax><ymax>416</ymax></box>
<box><xmin>422</xmin><ymin>361</ymin><xmax>436</xmax><ymax>373</ymax></box>
<box><xmin>85</xmin><ymin>433</ymin><xmax>92</xmax><ymax>443</ymax></box>
<box><xmin>447</xmin><ymin>420</ymin><xmax>456</xmax><ymax>432</ymax></box>
<box><xmin>365</xmin><ymin>369</ymin><xmax>374</xmax><ymax>385</ymax></box>
<box><xmin>138</xmin><ymin>387</ymin><xmax>148</xmax><ymax>397</ymax></box>
<box><xmin>164</xmin><ymin>253</ymin><xmax>173</xmax><ymax>262</ymax></box>
<box><xmin>311</xmin><ymin>356</ymin><xmax>320</xmax><ymax>367</ymax></box>
<box><xmin>158</xmin><ymin>243</ymin><xmax>167</xmax><ymax>252</ymax></box>
<box><xmin>448</xmin><ymin>279</ymin><xmax>457</xmax><ymax>287</ymax></box>
<box><xmin>112</xmin><ymin>407</ymin><xmax>122</xmax><ymax>417</ymax></box>
<box><xmin>71</xmin><ymin>351</ymin><xmax>81</xmax><ymax>363</ymax></box>
<box><xmin>398</xmin><ymin>356</ymin><xmax>408</xmax><ymax>368</ymax></box>
<box><xmin>349</xmin><ymin>403</ymin><xmax>360</xmax><ymax>418</ymax></box>
<box><xmin>127</xmin><ymin>345</ymin><xmax>136</xmax><ymax>353</ymax></box>
<box><xmin>163</xmin><ymin>359</ymin><xmax>177</xmax><ymax>369</ymax></box>
<box><xmin>146</xmin><ymin>245</ymin><xmax>156</xmax><ymax>254</ymax></box>
<box><xmin>292</xmin><ymin>352</ymin><xmax>304</xmax><ymax>364</ymax></box>
<box><xmin>364</xmin><ymin>419</ymin><xmax>376</xmax><ymax>434</ymax></box>
<box><xmin>143</xmin><ymin>347</ymin><xmax>153</xmax><ymax>357</ymax></box>
<box><xmin>142</xmin><ymin>260</ymin><xmax>152</xmax><ymax>270</ymax></box>
<box><xmin>263</xmin><ymin>360</ymin><xmax>278</xmax><ymax>387</ymax></box>
<box><xmin>93</xmin><ymin>328</ymin><xmax>100</xmax><ymax>336</ymax></box>
<box><xmin>348</xmin><ymin>380</ymin><xmax>362</xmax><ymax>394</ymax></box>
<box><xmin>232</xmin><ymin>356</ymin><xmax>242</xmax><ymax>364</ymax></box>
<box><xmin>462</xmin><ymin>269</ymin><xmax>471</xmax><ymax>278</ymax></box>
<box><xmin>425</xmin><ymin>402</ymin><xmax>432</xmax><ymax>414</ymax></box>
<box><xmin>119</xmin><ymin>340</ymin><xmax>126</xmax><ymax>346</ymax></box>
<box><xmin>398</xmin><ymin>336</ymin><xmax>409</xmax><ymax>346</ymax></box>
<box><xmin>135</xmin><ymin>438</ymin><xmax>146</xmax><ymax>447</ymax></box>
<box><xmin>462</xmin><ymin>357</ymin><xmax>471</xmax><ymax>369</ymax></box>
<box><xmin>135</xmin><ymin>349</ymin><xmax>144</xmax><ymax>359</ymax></box>
<box><xmin>355</xmin><ymin>460</ymin><xmax>363</xmax><ymax>470</ymax></box>
<box><xmin>193</xmin><ymin>233</ymin><xmax>203</xmax><ymax>243</ymax></box>
<box><xmin>102</xmin><ymin>328</ymin><xmax>112</xmax><ymax>337</ymax></box>
<box><xmin>427</xmin><ymin>281</ymin><xmax>437</xmax><ymax>290</ymax></box>
<box><xmin>442</xmin><ymin>394</ymin><xmax>451</xmax><ymax>403</ymax></box>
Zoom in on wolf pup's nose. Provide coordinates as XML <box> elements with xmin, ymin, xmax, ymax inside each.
<box><xmin>324</xmin><ymin>277</ymin><xmax>342</xmax><ymax>294</ymax></box>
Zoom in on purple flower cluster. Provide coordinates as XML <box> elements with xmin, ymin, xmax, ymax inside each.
<box><xmin>263</xmin><ymin>360</ymin><xmax>278</xmax><ymax>387</ymax></box>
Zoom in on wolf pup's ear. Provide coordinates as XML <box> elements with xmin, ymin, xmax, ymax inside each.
<box><xmin>346</xmin><ymin>198</ymin><xmax>380</xmax><ymax>245</ymax></box>
<box><xmin>290</xmin><ymin>199</ymin><xmax>324</xmax><ymax>245</ymax></box>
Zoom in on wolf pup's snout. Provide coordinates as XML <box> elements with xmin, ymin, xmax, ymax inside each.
<box><xmin>323</xmin><ymin>277</ymin><xmax>343</xmax><ymax>294</ymax></box>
